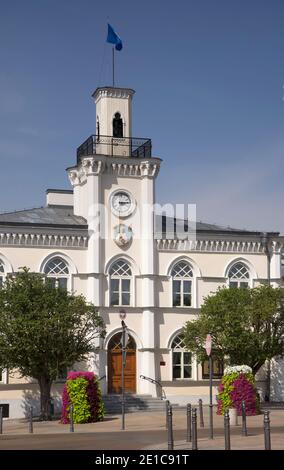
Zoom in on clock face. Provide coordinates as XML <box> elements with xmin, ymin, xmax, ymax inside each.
<box><xmin>111</xmin><ymin>191</ymin><xmax>134</xmax><ymax>217</ymax></box>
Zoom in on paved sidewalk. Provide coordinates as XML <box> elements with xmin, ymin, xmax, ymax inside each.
<box><xmin>0</xmin><ymin>408</ymin><xmax>283</xmax><ymax>450</ymax></box>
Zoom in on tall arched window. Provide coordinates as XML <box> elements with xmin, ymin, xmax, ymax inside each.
<box><xmin>281</xmin><ymin>251</ymin><xmax>284</xmax><ymax>278</ymax></box>
<box><xmin>228</xmin><ymin>262</ymin><xmax>250</xmax><ymax>288</ymax></box>
<box><xmin>171</xmin><ymin>333</ymin><xmax>192</xmax><ymax>380</ymax></box>
<box><xmin>171</xmin><ymin>261</ymin><xmax>193</xmax><ymax>307</ymax></box>
<box><xmin>109</xmin><ymin>259</ymin><xmax>132</xmax><ymax>306</ymax></box>
<box><xmin>113</xmin><ymin>112</ymin><xmax>123</xmax><ymax>138</ymax></box>
<box><xmin>44</xmin><ymin>257</ymin><xmax>69</xmax><ymax>289</ymax></box>
<box><xmin>0</xmin><ymin>260</ymin><xmax>5</xmax><ymax>289</ymax></box>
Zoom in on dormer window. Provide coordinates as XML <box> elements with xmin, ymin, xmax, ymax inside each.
<box><xmin>113</xmin><ymin>112</ymin><xmax>123</xmax><ymax>138</ymax></box>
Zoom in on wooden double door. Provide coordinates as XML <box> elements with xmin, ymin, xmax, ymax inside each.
<box><xmin>108</xmin><ymin>333</ymin><xmax>136</xmax><ymax>394</ymax></box>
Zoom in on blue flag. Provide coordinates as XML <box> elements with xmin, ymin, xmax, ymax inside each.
<box><xmin>107</xmin><ymin>23</ymin><xmax>123</xmax><ymax>51</ymax></box>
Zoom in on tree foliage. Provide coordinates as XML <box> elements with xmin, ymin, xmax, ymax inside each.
<box><xmin>0</xmin><ymin>268</ymin><xmax>105</xmax><ymax>419</ymax></box>
<box><xmin>183</xmin><ymin>285</ymin><xmax>284</xmax><ymax>374</ymax></box>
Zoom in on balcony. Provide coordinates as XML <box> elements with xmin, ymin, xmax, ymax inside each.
<box><xmin>76</xmin><ymin>135</ymin><xmax>152</xmax><ymax>163</ymax></box>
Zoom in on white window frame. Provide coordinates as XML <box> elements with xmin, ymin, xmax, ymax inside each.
<box><xmin>0</xmin><ymin>259</ymin><xmax>5</xmax><ymax>289</ymax></box>
<box><xmin>171</xmin><ymin>261</ymin><xmax>193</xmax><ymax>308</ymax></box>
<box><xmin>171</xmin><ymin>334</ymin><xmax>192</xmax><ymax>380</ymax></box>
<box><xmin>227</xmin><ymin>261</ymin><xmax>251</xmax><ymax>289</ymax></box>
<box><xmin>109</xmin><ymin>259</ymin><xmax>132</xmax><ymax>307</ymax></box>
<box><xmin>43</xmin><ymin>256</ymin><xmax>71</xmax><ymax>291</ymax></box>
<box><xmin>0</xmin><ymin>368</ymin><xmax>8</xmax><ymax>384</ymax></box>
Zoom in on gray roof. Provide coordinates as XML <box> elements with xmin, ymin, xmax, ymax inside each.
<box><xmin>0</xmin><ymin>207</ymin><xmax>278</xmax><ymax>237</ymax></box>
<box><xmin>0</xmin><ymin>206</ymin><xmax>87</xmax><ymax>228</ymax></box>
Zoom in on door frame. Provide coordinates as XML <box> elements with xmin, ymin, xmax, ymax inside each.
<box><xmin>107</xmin><ymin>331</ymin><xmax>137</xmax><ymax>394</ymax></box>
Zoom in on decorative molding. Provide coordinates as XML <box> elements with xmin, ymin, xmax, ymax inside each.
<box><xmin>0</xmin><ymin>232</ymin><xmax>88</xmax><ymax>249</ymax></box>
<box><xmin>156</xmin><ymin>239</ymin><xmax>270</xmax><ymax>253</ymax></box>
<box><xmin>272</xmin><ymin>241</ymin><xmax>283</xmax><ymax>254</ymax></box>
<box><xmin>68</xmin><ymin>156</ymin><xmax>161</xmax><ymax>187</ymax></box>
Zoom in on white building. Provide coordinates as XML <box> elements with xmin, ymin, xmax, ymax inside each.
<box><xmin>0</xmin><ymin>86</ymin><xmax>284</xmax><ymax>418</ymax></box>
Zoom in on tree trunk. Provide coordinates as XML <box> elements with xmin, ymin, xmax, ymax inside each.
<box><xmin>38</xmin><ymin>377</ymin><xmax>53</xmax><ymax>421</ymax></box>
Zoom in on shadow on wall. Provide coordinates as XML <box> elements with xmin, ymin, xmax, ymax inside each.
<box><xmin>270</xmin><ymin>357</ymin><xmax>284</xmax><ymax>402</ymax></box>
<box><xmin>21</xmin><ymin>385</ymin><xmax>64</xmax><ymax>419</ymax></box>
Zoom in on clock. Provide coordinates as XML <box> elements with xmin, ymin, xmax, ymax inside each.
<box><xmin>110</xmin><ymin>190</ymin><xmax>135</xmax><ymax>217</ymax></box>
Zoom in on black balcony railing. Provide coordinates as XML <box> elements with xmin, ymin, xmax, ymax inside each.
<box><xmin>76</xmin><ymin>135</ymin><xmax>152</xmax><ymax>163</ymax></box>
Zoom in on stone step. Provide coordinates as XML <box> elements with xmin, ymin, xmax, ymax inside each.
<box><xmin>102</xmin><ymin>394</ymin><xmax>181</xmax><ymax>414</ymax></box>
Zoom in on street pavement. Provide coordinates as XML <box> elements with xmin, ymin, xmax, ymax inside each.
<box><xmin>0</xmin><ymin>408</ymin><xmax>283</xmax><ymax>450</ymax></box>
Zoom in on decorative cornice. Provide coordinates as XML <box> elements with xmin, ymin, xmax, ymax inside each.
<box><xmin>0</xmin><ymin>232</ymin><xmax>88</xmax><ymax>249</ymax></box>
<box><xmin>156</xmin><ymin>239</ymin><xmax>274</xmax><ymax>253</ymax></box>
<box><xmin>68</xmin><ymin>156</ymin><xmax>161</xmax><ymax>186</ymax></box>
<box><xmin>93</xmin><ymin>87</ymin><xmax>135</xmax><ymax>101</ymax></box>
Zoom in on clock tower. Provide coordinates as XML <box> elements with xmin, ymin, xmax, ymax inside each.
<box><xmin>67</xmin><ymin>86</ymin><xmax>162</xmax><ymax>396</ymax></box>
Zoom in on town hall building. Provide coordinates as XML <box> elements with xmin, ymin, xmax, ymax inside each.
<box><xmin>0</xmin><ymin>86</ymin><xmax>284</xmax><ymax>418</ymax></box>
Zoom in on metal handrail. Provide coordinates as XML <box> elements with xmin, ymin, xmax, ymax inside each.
<box><xmin>140</xmin><ymin>375</ymin><xmax>167</xmax><ymax>400</ymax></box>
<box><xmin>98</xmin><ymin>375</ymin><xmax>106</xmax><ymax>381</ymax></box>
<box><xmin>77</xmin><ymin>134</ymin><xmax>152</xmax><ymax>162</ymax></box>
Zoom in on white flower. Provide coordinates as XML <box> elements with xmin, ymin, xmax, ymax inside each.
<box><xmin>224</xmin><ymin>365</ymin><xmax>252</xmax><ymax>375</ymax></box>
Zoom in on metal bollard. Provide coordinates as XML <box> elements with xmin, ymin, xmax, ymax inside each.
<box><xmin>167</xmin><ymin>404</ymin><xmax>174</xmax><ymax>450</ymax></box>
<box><xmin>191</xmin><ymin>407</ymin><xmax>198</xmax><ymax>450</ymax></box>
<box><xmin>264</xmin><ymin>410</ymin><xmax>271</xmax><ymax>450</ymax></box>
<box><xmin>241</xmin><ymin>401</ymin><xmax>247</xmax><ymax>436</ymax></box>
<box><xmin>29</xmin><ymin>406</ymin><xmax>33</xmax><ymax>434</ymax></box>
<box><xmin>69</xmin><ymin>404</ymin><xmax>74</xmax><ymax>433</ymax></box>
<box><xmin>186</xmin><ymin>403</ymin><xmax>192</xmax><ymax>442</ymax></box>
<box><xmin>224</xmin><ymin>409</ymin><xmax>231</xmax><ymax>450</ymax></box>
<box><xmin>165</xmin><ymin>400</ymin><xmax>170</xmax><ymax>429</ymax></box>
<box><xmin>0</xmin><ymin>407</ymin><xmax>3</xmax><ymax>434</ymax></box>
<box><xmin>198</xmin><ymin>399</ymin><xmax>204</xmax><ymax>428</ymax></box>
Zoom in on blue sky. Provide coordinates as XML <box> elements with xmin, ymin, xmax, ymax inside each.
<box><xmin>1</xmin><ymin>0</ymin><xmax>284</xmax><ymax>232</ymax></box>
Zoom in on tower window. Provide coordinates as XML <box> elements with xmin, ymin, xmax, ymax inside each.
<box><xmin>113</xmin><ymin>112</ymin><xmax>123</xmax><ymax>138</ymax></box>
<box><xmin>96</xmin><ymin>118</ymin><xmax>100</xmax><ymax>139</ymax></box>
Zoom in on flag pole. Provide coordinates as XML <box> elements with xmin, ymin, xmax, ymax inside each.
<box><xmin>112</xmin><ymin>47</ymin><xmax>115</xmax><ymax>87</ymax></box>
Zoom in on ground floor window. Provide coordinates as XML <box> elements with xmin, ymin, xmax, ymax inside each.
<box><xmin>202</xmin><ymin>358</ymin><xmax>224</xmax><ymax>379</ymax></box>
<box><xmin>171</xmin><ymin>333</ymin><xmax>192</xmax><ymax>379</ymax></box>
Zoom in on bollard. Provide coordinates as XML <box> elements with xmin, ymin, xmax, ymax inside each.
<box><xmin>69</xmin><ymin>404</ymin><xmax>74</xmax><ymax>433</ymax></box>
<box><xmin>241</xmin><ymin>401</ymin><xmax>247</xmax><ymax>437</ymax></box>
<box><xmin>191</xmin><ymin>407</ymin><xmax>198</xmax><ymax>450</ymax></box>
<box><xmin>165</xmin><ymin>400</ymin><xmax>170</xmax><ymax>429</ymax></box>
<box><xmin>167</xmin><ymin>404</ymin><xmax>174</xmax><ymax>450</ymax></box>
<box><xmin>29</xmin><ymin>406</ymin><xmax>33</xmax><ymax>434</ymax></box>
<box><xmin>0</xmin><ymin>407</ymin><xmax>2</xmax><ymax>434</ymax></box>
<box><xmin>264</xmin><ymin>410</ymin><xmax>271</xmax><ymax>450</ymax></box>
<box><xmin>198</xmin><ymin>399</ymin><xmax>204</xmax><ymax>428</ymax></box>
<box><xmin>224</xmin><ymin>409</ymin><xmax>231</xmax><ymax>450</ymax></box>
<box><xmin>186</xmin><ymin>403</ymin><xmax>192</xmax><ymax>442</ymax></box>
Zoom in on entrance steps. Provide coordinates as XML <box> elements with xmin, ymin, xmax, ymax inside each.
<box><xmin>102</xmin><ymin>394</ymin><xmax>180</xmax><ymax>414</ymax></box>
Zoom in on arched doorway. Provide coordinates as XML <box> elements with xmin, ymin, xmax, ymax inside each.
<box><xmin>107</xmin><ymin>332</ymin><xmax>136</xmax><ymax>394</ymax></box>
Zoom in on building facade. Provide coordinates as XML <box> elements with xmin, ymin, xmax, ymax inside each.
<box><xmin>1</xmin><ymin>86</ymin><xmax>284</xmax><ymax>418</ymax></box>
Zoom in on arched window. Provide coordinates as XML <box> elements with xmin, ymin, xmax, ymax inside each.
<box><xmin>0</xmin><ymin>260</ymin><xmax>4</xmax><ymax>289</ymax></box>
<box><xmin>96</xmin><ymin>117</ymin><xmax>100</xmax><ymax>139</ymax></box>
<box><xmin>228</xmin><ymin>262</ymin><xmax>250</xmax><ymax>288</ymax></box>
<box><xmin>109</xmin><ymin>259</ymin><xmax>132</xmax><ymax>306</ymax></box>
<box><xmin>44</xmin><ymin>257</ymin><xmax>69</xmax><ymax>289</ymax></box>
<box><xmin>281</xmin><ymin>251</ymin><xmax>284</xmax><ymax>278</ymax></box>
<box><xmin>113</xmin><ymin>112</ymin><xmax>123</xmax><ymax>138</ymax></box>
<box><xmin>171</xmin><ymin>261</ymin><xmax>193</xmax><ymax>307</ymax></box>
<box><xmin>171</xmin><ymin>333</ymin><xmax>192</xmax><ymax>380</ymax></box>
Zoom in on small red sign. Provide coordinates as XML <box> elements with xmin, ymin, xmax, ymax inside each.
<box><xmin>205</xmin><ymin>334</ymin><xmax>212</xmax><ymax>356</ymax></box>
<box><xmin>160</xmin><ymin>361</ymin><xmax>166</xmax><ymax>366</ymax></box>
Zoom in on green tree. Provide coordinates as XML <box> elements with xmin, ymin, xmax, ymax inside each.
<box><xmin>0</xmin><ymin>268</ymin><xmax>105</xmax><ymax>420</ymax></box>
<box><xmin>183</xmin><ymin>285</ymin><xmax>284</xmax><ymax>375</ymax></box>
